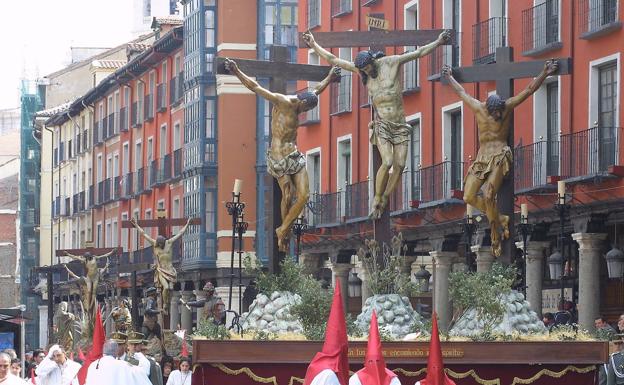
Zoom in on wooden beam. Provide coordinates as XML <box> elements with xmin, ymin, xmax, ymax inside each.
<box><xmin>215</xmin><ymin>57</ymin><xmax>333</xmax><ymax>83</ymax></box>
<box><xmin>449</xmin><ymin>57</ymin><xmax>573</xmax><ymax>83</ymax></box>
<box><xmin>55</xmin><ymin>247</ymin><xmax>120</xmax><ymax>257</ymax></box>
<box><xmin>297</xmin><ymin>30</ymin><xmax>452</xmax><ymax>48</ymax></box>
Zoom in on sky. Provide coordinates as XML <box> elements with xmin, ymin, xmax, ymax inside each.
<box><xmin>1</xmin><ymin>0</ymin><xmax>136</xmax><ymax>110</ymax></box>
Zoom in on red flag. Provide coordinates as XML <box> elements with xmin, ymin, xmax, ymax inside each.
<box><xmin>420</xmin><ymin>313</ymin><xmax>456</xmax><ymax>385</ymax></box>
<box><xmin>303</xmin><ymin>280</ymin><xmax>350</xmax><ymax>385</ymax></box>
<box><xmin>77</xmin><ymin>304</ymin><xmax>105</xmax><ymax>385</ymax></box>
<box><xmin>181</xmin><ymin>330</ymin><xmax>189</xmax><ymax>358</ymax></box>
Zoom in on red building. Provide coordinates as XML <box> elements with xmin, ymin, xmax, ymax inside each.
<box><xmin>297</xmin><ymin>0</ymin><xmax>623</xmax><ymax>330</ymax></box>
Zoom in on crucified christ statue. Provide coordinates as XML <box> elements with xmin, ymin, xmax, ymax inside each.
<box><xmin>224</xmin><ymin>58</ymin><xmax>341</xmax><ymax>251</ymax></box>
<box><xmin>129</xmin><ymin>217</ymin><xmax>192</xmax><ymax>314</ymax></box>
<box><xmin>64</xmin><ymin>249</ymin><xmax>114</xmax><ymax>323</ymax></box>
<box><xmin>303</xmin><ymin>29</ymin><xmax>451</xmax><ymax>219</ymax></box>
<box><xmin>442</xmin><ymin>59</ymin><xmax>559</xmax><ymax>256</ymax></box>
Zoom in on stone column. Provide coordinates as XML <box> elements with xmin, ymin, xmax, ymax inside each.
<box><xmin>515</xmin><ymin>241</ymin><xmax>550</xmax><ymax>316</ymax></box>
<box><xmin>572</xmin><ymin>233</ymin><xmax>607</xmax><ymax>331</ymax></box>
<box><xmin>471</xmin><ymin>245</ymin><xmax>495</xmax><ymax>273</ymax></box>
<box><xmin>356</xmin><ymin>263</ymin><xmax>372</xmax><ymax>307</ymax></box>
<box><xmin>194</xmin><ymin>282</ymin><xmax>206</xmax><ymax>322</ymax></box>
<box><xmin>180</xmin><ymin>291</ymin><xmax>193</xmax><ymax>332</ymax></box>
<box><xmin>331</xmin><ymin>263</ymin><xmax>353</xmax><ymax>313</ymax></box>
<box><xmin>170</xmin><ymin>291</ymin><xmax>181</xmax><ymax>330</ymax></box>
<box><xmin>430</xmin><ymin>251</ymin><xmax>456</xmax><ymax>332</ymax></box>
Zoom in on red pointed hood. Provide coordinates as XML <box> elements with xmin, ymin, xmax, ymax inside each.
<box><xmin>420</xmin><ymin>313</ymin><xmax>456</xmax><ymax>385</ymax></box>
<box><xmin>303</xmin><ymin>281</ymin><xmax>350</xmax><ymax>385</ymax></box>
<box><xmin>77</xmin><ymin>304</ymin><xmax>105</xmax><ymax>385</ymax></box>
<box><xmin>355</xmin><ymin>311</ymin><xmax>396</xmax><ymax>385</ymax></box>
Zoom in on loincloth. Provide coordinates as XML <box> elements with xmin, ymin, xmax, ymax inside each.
<box><xmin>154</xmin><ymin>265</ymin><xmax>177</xmax><ymax>287</ymax></box>
<box><xmin>266</xmin><ymin>149</ymin><xmax>306</xmax><ymax>179</ymax></box>
<box><xmin>369</xmin><ymin>119</ymin><xmax>412</xmax><ymax>146</ymax></box>
<box><xmin>466</xmin><ymin>146</ymin><xmax>512</xmax><ymax>181</ymax></box>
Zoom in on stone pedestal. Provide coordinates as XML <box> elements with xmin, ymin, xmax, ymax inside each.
<box><xmin>572</xmin><ymin>233</ymin><xmax>607</xmax><ymax>331</ymax></box>
<box><xmin>38</xmin><ymin>305</ymin><xmax>48</xmax><ymax>348</ymax></box>
<box><xmin>472</xmin><ymin>245</ymin><xmax>495</xmax><ymax>273</ymax></box>
<box><xmin>331</xmin><ymin>263</ymin><xmax>353</xmax><ymax>313</ymax></box>
<box><xmin>170</xmin><ymin>291</ymin><xmax>181</xmax><ymax>330</ymax></box>
<box><xmin>430</xmin><ymin>251</ymin><xmax>456</xmax><ymax>332</ymax></box>
<box><xmin>515</xmin><ymin>241</ymin><xmax>550</xmax><ymax>316</ymax></box>
<box><xmin>180</xmin><ymin>291</ymin><xmax>193</xmax><ymax>332</ymax></box>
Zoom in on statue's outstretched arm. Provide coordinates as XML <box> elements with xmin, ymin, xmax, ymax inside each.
<box><xmin>303</xmin><ymin>31</ymin><xmax>357</xmax><ymax>73</ymax></box>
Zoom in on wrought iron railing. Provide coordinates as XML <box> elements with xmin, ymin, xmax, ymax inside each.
<box><xmin>578</xmin><ymin>0</ymin><xmax>619</xmax><ymax>37</ymax></box>
<box><xmin>173</xmin><ymin>149</ymin><xmax>183</xmax><ymax>178</ymax></box>
<box><xmin>119</xmin><ymin>107</ymin><xmax>128</xmax><ymax>132</ymax></box>
<box><xmin>121</xmin><ymin>173</ymin><xmax>133</xmax><ymax>199</ymax></box>
<box><xmin>332</xmin><ymin>0</ymin><xmax>352</xmax><ymax>17</ymax></box>
<box><xmin>108</xmin><ymin>113</ymin><xmax>117</xmax><ymax>137</ymax></box>
<box><xmin>473</xmin><ymin>17</ymin><xmax>508</xmax><ymax>64</ymax></box>
<box><xmin>413</xmin><ymin>161</ymin><xmax>464</xmax><ymax>203</ymax></box>
<box><xmin>93</xmin><ymin>121</ymin><xmax>103</xmax><ymax>145</ymax></box>
<box><xmin>522</xmin><ymin>0</ymin><xmax>560</xmax><ymax>54</ymax></box>
<box><xmin>309</xmin><ymin>191</ymin><xmax>342</xmax><ymax>226</ymax></box>
<box><xmin>63</xmin><ymin>197</ymin><xmax>70</xmax><ymax>216</ymax></box>
<box><xmin>389</xmin><ymin>170</ymin><xmax>411</xmax><ymax>212</ymax></box>
<box><xmin>514</xmin><ymin>140</ymin><xmax>559</xmax><ymax>192</ymax></box>
<box><xmin>345</xmin><ymin>181</ymin><xmax>369</xmax><ymax>219</ymax></box>
<box><xmin>560</xmin><ymin>126</ymin><xmax>622</xmax><ymax>179</ymax></box>
<box><xmin>427</xmin><ymin>32</ymin><xmax>462</xmax><ymax>77</ymax></box>
<box><xmin>112</xmin><ymin>176</ymin><xmax>121</xmax><ymax>200</ymax></box>
<box><xmin>131</xmin><ymin>101</ymin><xmax>142</xmax><ymax>127</ymax></box>
<box><xmin>88</xmin><ymin>185</ymin><xmax>94</xmax><ymax>208</ymax></box>
<box><xmin>361</xmin><ymin>0</ymin><xmax>380</xmax><ymax>6</ymax></box>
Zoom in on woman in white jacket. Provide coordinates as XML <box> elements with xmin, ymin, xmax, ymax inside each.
<box><xmin>165</xmin><ymin>359</ymin><xmax>192</xmax><ymax>385</ymax></box>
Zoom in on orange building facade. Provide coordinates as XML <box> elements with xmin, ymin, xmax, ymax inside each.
<box><xmin>296</xmin><ymin>0</ymin><xmax>623</xmax><ymax>329</ymax></box>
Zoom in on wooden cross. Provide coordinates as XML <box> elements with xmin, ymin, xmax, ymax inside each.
<box><xmin>215</xmin><ymin>46</ymin><xmax>336</xmax><ymax>272</ymax></box>
<box><xmin>121</xmin><ymin>209</ymin><xmax>201</xmax><ymax>238</ymax></box>
<box><xmin>55</xmin><ymin>242</ymin><xmax>120</xmax><ymax>257</ymax></box>
<box><xmin>438</xmin><ymin>47</ymin><xmax>572</xmax><ymax>261</ymax></box>
<box><xmin>296</xmin><ymin>29</ymin><xmax>454</xmax><ymax>247</ymax></box>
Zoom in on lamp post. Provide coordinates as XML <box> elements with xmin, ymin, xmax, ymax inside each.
<box><xmin>234</xmin><ymin>213</ymin><xmax>248</xmax><ymax>325</ymax></box>
<box><xmin>292</xmin><ymin>216</ymin><xmax>308</xmax><ymax>263</ymax></box>
<box><xmin>225</xmin><ymin>179</ymin><xmax>245</xmax><ymax>331</ymax></box>
<box><xmin>517</xmin><ymin>203</ymin><xmax>533</xmax><ymax>295</ymax></box>
<box><xmin>461</xmin><ymin>204</ymin><xmax>477</xmax><ymax>272</ymax></box>
<box><xmin>553</xmin><ymin>181</ymin><xmax>570</xmax><ymax>307</ymax></box>
<box><xmin>605</xmin><ymin>224</ymin><xmax>624</xmax><ymax>280</ymax></box>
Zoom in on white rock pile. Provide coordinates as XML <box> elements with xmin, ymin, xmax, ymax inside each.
<box><xmin>241</xmin><ymin>291</ymin><xmax>303</xmax><ymax>334</ymax></box>
<box><xmin>450</xmin><ymin>290</ymin><xmax>547</xmax><ymax>337</ymax></box>
<box><xmin>356</xmin><ymin>294</ymin><xmax>424</xmax><ymax>339</ymax></box>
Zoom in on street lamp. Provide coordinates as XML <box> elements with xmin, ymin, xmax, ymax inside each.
<box><xmin>517</xmin><ymin>203</ymin><xmax>533</xmax><ymax>295</ymax></box>
<box><xmin>553</xmin><ymin>181</ymin><xmax>570</xmax><ymax>304</ymax></box>
<box><xmin>414</xmin><ymin>264</ymin><xmax>432</xmax><ymax>293</ymax></box>
<box><xmin>292</xmin><ymin>215</ymin><xmax>308</xmax><ymax>263</ymax></box>
<box><xmin>461</xmin><ymin>204</ymin><xmax>477</xmax><ymax>271</ymax></box>
<box><xmin>225</xmin><ymin>179</ymin><xmax>245</xmax><ymax>333</ymax></box>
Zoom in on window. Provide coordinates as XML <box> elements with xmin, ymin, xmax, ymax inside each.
<box><xmin>305</xmin><ymin>51</ymin><xmax>321</xmax><ymax>122</ymax></box>
<box><xmin>450</xmin><ymin>111</ymin><xmax>463</xmax><ymax>190</ymax></box>
<box><xmin>546</xmin><ymin>82</ymin><xmax>559</xmax><ymax>175</ymax></box>
<box><xmin>173</xmin><ymin>197</ymin><xmax>180</xmax><ymax>233</ymax></box>
<box><xmin>307</xmin><ymin>151</ymin><xmax>321</xmax><ymax>195</ymax></box>
<box><xmin>112</xmin><ymin>220</ymin><xmax>118</xmax><ymax>247</ymax></box>
<box><xmin>579</xmin><ymin>0</ymin><xmax>619</xmax><ymax>36</ymax></box>
<box><xmin>174</xmin><ymin>123</ymin><xmax>181</xmax><ymax>150</ymax></box>
<box><xmin>337</xmin><ymin>138</ymin><xmax>352</xmax><ymax>189</ymax></box>
<box><xmin>160</xmin><ymin>125</ymin><xmax>167</xmax><ymax>157</ymax></box>
<box><xmin>598</xmin><ymin>62</ymin><xmax>618</xmax><ymax>170</ymax></box>
<box><xmin>443</xmin><ymin>103</ymin><xmax>463</xmax><ymax>197</ymax></box>
<box><xmin>97</xmin><ymin>154</ymin><xmax>103</xmax><ymax>182</ymax></box>
<box><xmin>410</xmin><ymin>119</ymin><xmax>421</xmax><ymax>200</ymax></box>
<box><xmin>123</xmin><ymin>143</ymin><xmax>130</xmax><ymax>175</ymax></box>
<box><xmin>135</xmin><ymin>141</ymin><xmax>143</xmax><ymax>171</ymax></box>
<box><xmin>121</xmin><ymin>213</ymin><xmax>129</xmax><ymax>250</ymax></box>
<box><xmin>308</xmin><ymin>0</ymin><xmax>320</xmax><ymax>29</ymax></box>
<box><xmin>147</xmin><ymin>137</ymin><xmax>154</xmax><ymax>164</ymax></box>
<box><xmin>96</xmin><ymin>223</ymin><xmax>103</xmax><ymax>248</ymax></box>
<box><xmin>404</xmin><ymin>1</ymin><xmax>419</xmax><ymax>91</ymax></box>
<box><xmin>331</xmin><ymin>48</ymin><xmax>352</xmax><ymax>114</ymax></box>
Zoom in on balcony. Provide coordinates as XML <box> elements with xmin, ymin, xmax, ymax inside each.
<box><xmin>427</xmin><ymin>32</ymin><xmax>462</xmax><ymax>79</ymax></box>
<box><xmin>412</xmin><ymin>161</ymin><xmax>464</xmax><ymax>207</ymax></box>
<box><xmin>149</xmin><ymin>160</ymin><xmax>158</xmax><ymax>187</ymax></box>
<box><xmin>101</xmin><ymin>117</ymin><xmax>108</xmax><ymax>139</ymax></box>
<box><xmin>131</xmin><ymin>101</ymin><xmax>142</xmax><ymax>128</ymax></box>
<box><xmin>173</xmin><ymin>149</ymin><xmax>183</xmax><ymax>179</ymax></box>
<box><xmin>330</xmin><ymin>73</ymin><xmax>352</xmax><ymax>115</ymax></box>
<box><xmin>88</xmin><ymin>185</ymin><xmax>94</xmax><ymax>208</ymax></box>
<box><xmin>361</xmin><ymin>0</ymin><xmax>380</xmax><ymax>6</ymax></box>
<box><xmin>309</xmin><ymin>191</ymin><xmax>343</xmax><ymax>227</ymax></box>
<box><xmin>52</xmin><ymin>197</ymin><xmax>60</xmax><ymax>218</ymax></box>
<box><xmin>72</xmin><ymin>194</ymin><xmax>79</xmax><ymax>215</ymax></box>
<box><xmin>120</xmin><ymin>173</ymin><xmax>133</xmax><ymax>199</ymax></box>
<box><xmin>79</xmin><ymin>191</ymin><xmax>86</xmax><ymax>212</ymax></box>
<box><xmin>108</xmin><ymin>113</ymin><xmax>117</xmax><ymax>137</ymax></box>
<box><xmin>93</xmin><ymin>121</ymin><xmax>103</xmax><ymax>146</ymax></box>
<box><xmin>560</xmin><ymin>126</ymin><xmax>624</xmax><ymax>181</ymax></box>
<box><xmin>578</xmin><ymin>0</ymin><xmax>621</xmax><ymax>39</ymax></box>
<box><xmin>119</xmin><ymin>107</ymin><xmax>128</xmax><ymax>132</ymax></box>
<box><xmin>307</xmin><ymin>0</ymin><xmax>320</xmax><ymax>29</ymax></box>
<box><xmin>344</xmin><ymin>180</ymin><xmax>369</xmax><ymax>219</ymax></box>
<box><xmin>157</xmin><ymin>83</ymin><xmax>167</xmax><ymax>112</ymax></box>
<box><xmin>331</xmin><ymin>0</ymin><xmax>352</xmax><ymax>17</ymax></box>
<box><xmin>473</xmin><ymin>17</ymin><xmax>508</xmax><ymax>65</ymax></box>
<box><xmin>144</xmin><ymin>94</ymin><xmax>154</xmax><ymax>122</ymax></box>
<box><xmin>133</xmin><ymin>168</ymin><xmax>146</xmax><ymax>195</ymax></box>
<box><xmin>389</xmin><ymin>171</ymin><xmax>412</xmax><ymax>213</ymax></box>
<box><xmin>514</xmin><ymin>140</ymin><xmax>560</xmax><ymax>194</ymax></box>
<box><xmin>522</xmin><ymin>0</ymin><xmax>562</xmax><ymax>56</ymax></box>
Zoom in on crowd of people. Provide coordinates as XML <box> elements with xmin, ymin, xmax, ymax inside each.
<box><xmin>0</xmin><ymin>332</ymin><xmax>192</xmax><ymax>385</ymax></box>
